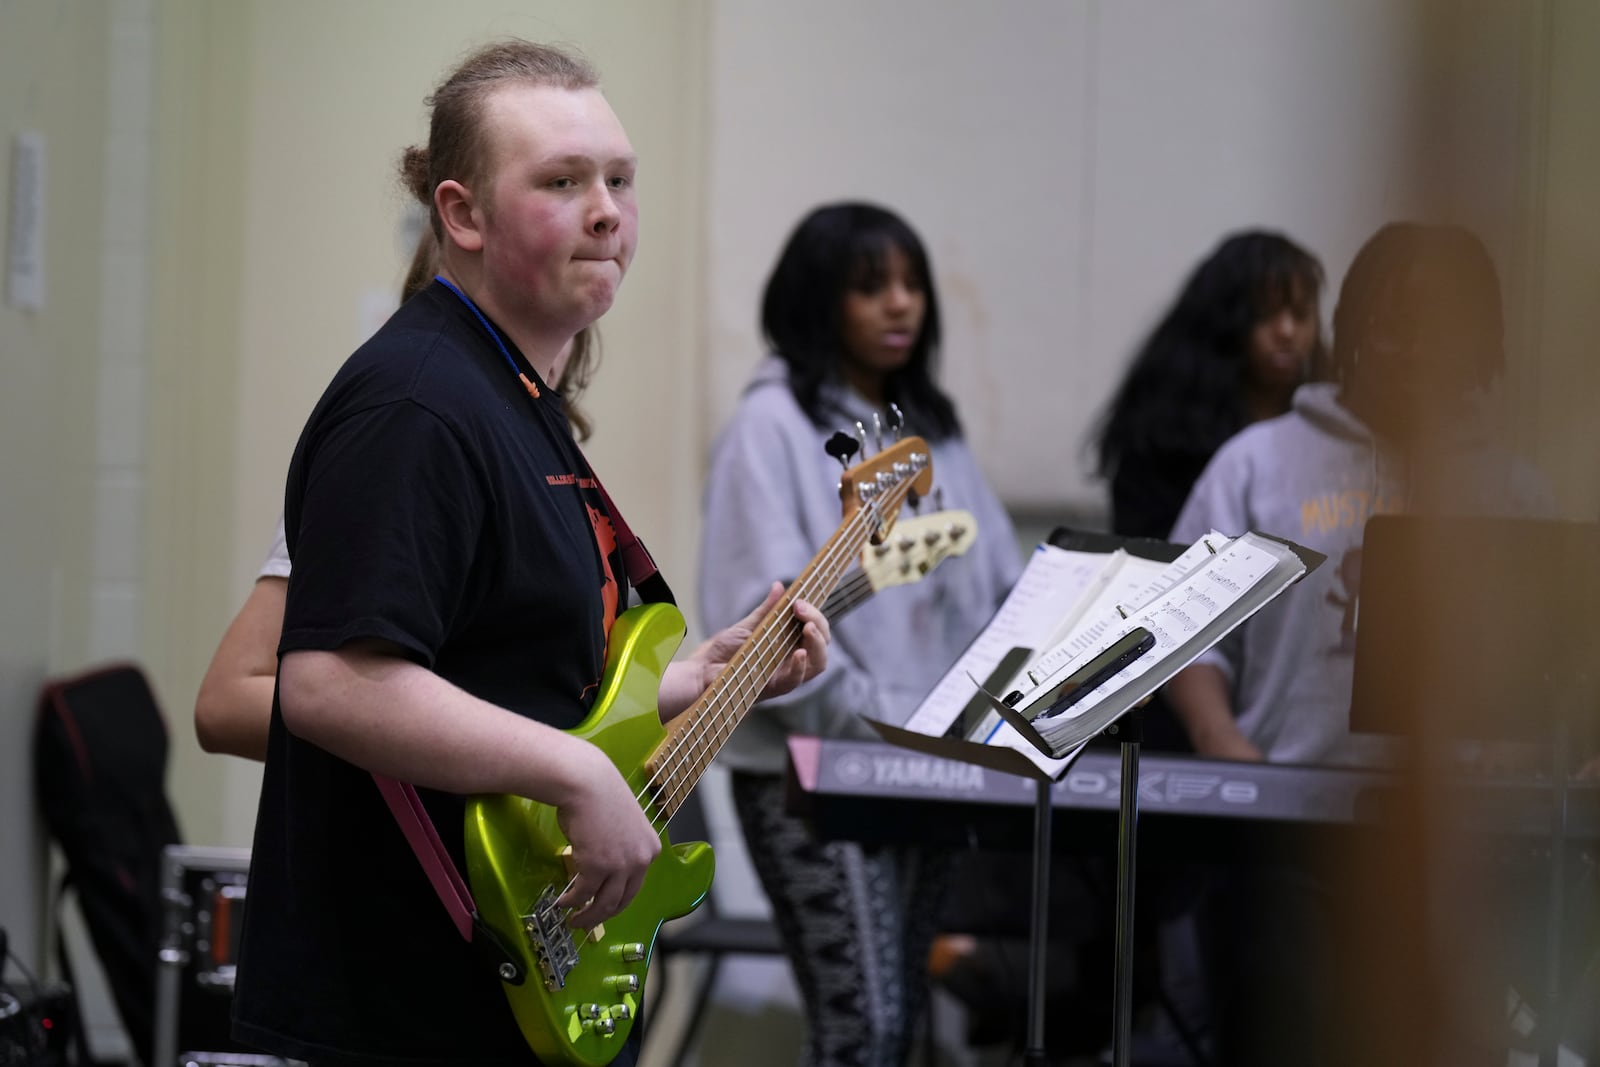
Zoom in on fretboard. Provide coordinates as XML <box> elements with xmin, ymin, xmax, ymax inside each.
<box><xmin>644</xmin><ymin>442</ymin><xmax>929</xmax><ymax>822</ymax></box>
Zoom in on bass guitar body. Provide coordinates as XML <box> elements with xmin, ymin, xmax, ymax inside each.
<box><xmin>464</xmin><ymin>602</ymin><xmax>714</xmax><ymax>1067</ymax></box>
<box><xmin>463</xmin><ymin>434</ymin><xmax>933</xmax><ymax>1066</ymax></box>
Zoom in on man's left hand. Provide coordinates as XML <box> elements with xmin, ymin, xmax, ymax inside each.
<box><xmin>658</xmin><ymin>581</ymin><xmax>830</xmax><ymax>719</ymax></box>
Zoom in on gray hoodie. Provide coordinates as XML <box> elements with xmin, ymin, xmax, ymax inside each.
<box><xmin>699</xmin><ymin>356</ymin><xmax>1023</xmax><ymax>774</ymax></box>
<box><xmin>1171</xmin><ymin>382</ymin><xmax>1552</xmax><ymax>767</ymax></box>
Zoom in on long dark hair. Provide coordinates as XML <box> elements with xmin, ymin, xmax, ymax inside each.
<box><xmin>1093</xmin><ymin>230</ymin><xmax>1325</xmax><ymax>480</ymax></box>
<box><xmin>760</xmin><ymin>202</ymin><xmax>961</xmax><ymax>440</ymax></box>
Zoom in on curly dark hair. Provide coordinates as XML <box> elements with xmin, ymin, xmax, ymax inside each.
<box><xmin>760</xmin><ymin>202</ymin><xmax>961</xmax><ymax>440</ymax></box>
<box><xmin>1329</xmin><ymin>222</ymin><xmax>1503</xmax><ymax>394</ymax></box>
<box><xmin>1092</xmin><ymin>230</ymin><xmax>1325</xmax><ymax>536</ymax></box>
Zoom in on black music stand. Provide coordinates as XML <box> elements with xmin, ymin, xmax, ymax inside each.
<box><xmin>875</xmin><ymin>525</ymin><xmax>1310</xmax><ymax>1065</ymax></box>
<box><xmin>1034</xmin><ymin>529</ymin><xmax>1186</xmax><ymax>1067</ymax></box>
<box><xmin>1016</xmin><ymin>705</ymin><xmax>1149</xmax><ymax>1067</ymax></box>
<box><xmin>1351</xmin><ymin>516</ymin><xmax>1600</xmax><ymax>1067</ymax></box>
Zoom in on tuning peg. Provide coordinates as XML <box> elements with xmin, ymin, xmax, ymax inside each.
<box><xmin>825</xmin><ymin>430</ymin><xmax>859</xmax><ymax>469</ymax></box>
<box><xmin>934</xmin><ymin>486</ymin><xmax>946</xmax><ymax>511</ymax></box>
<box><xmin>872</xmin><ymin>413</ymin><xmax>884</xmax><ymax>454</ymax></box>
<box><xmin>854</xmin><ymin>421</ymin><xmax>869</xmax><ymax>457</ymax></box>
<box><xmin>886</xmin><ymin>403</ymin><xmax>905</xmax><ymax>441</ymax></box>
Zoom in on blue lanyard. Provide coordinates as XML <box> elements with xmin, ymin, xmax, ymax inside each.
<box><xmin>433</xmin><ymin>274</ymin><xmax>542</xmax><ymax>398</ymax></box>
<box><xmin>430</xmin><ymin>276</ymin><xmax>673</xmax><ymax>603</ymax></box>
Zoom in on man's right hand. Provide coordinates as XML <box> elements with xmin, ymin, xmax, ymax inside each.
<box><xmin>553</xmin><ymin>743</ymin><xmax>662</xmax><ymax>930</ymax></box>
<box><xmin>278</xmin><ymin>647</ymin><xmax>667</xmax><ymax>929</ymax></box>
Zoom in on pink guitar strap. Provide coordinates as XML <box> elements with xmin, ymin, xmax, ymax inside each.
<box><xmin>374</xmin><ymin>456</ymin><xmax>670</xmax><ymax>945</ymax></box>
<box><xmin>372</xmin><ymin>773</ymin><xmax>477</xmax><ymax>940</ymax></box>
<box><xmin>593</xmin><ymin>478</ymin><xmax>675</xmax><ymax>607</ymax></box>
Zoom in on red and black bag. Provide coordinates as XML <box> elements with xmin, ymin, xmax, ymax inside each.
<box><xmin>34</xmin><ymin>663</ymin><xmax>181</xmax><ymax>1066</ymax></box>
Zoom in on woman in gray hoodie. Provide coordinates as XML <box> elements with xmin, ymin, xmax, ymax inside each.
<box><xmin>698</xmin><ymin>203</ymin><xmax>1021</xmax><ymax>1066</ymax></box>
<box><xmin>1166</xmin><ymin>222</ymin><xmax>1553</xmax><ymax>1067</ymax></box>
<box><xmin>1168</xmin><ymin>222</ymin><xmax>1549</xmax><ymax>768</ymax></box>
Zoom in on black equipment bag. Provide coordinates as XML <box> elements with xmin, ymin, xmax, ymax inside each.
<box><xmin>34</xmin><ymin>663</ymin><xmax>182</xmax><ymax>1067</ymax></box>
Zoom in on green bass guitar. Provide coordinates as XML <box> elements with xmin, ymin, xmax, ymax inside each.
<box><xmin>463</xmin><ymin>437</ymin><xmax>934</xmax><ymax>1066</ymax></box>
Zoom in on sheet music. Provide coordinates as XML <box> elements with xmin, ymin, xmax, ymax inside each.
<box><xmin>901</xmin><ymin>544</ymin><xmax>1111</xmax><ymax>738</ymax></box>
<box><xmin>1122</xmin><ymin>533</ymin><xmax>1232</xmax><ymax>611</ymax></box>
<box><xmin>1026</xmin><ymin>533</ymin><xmax>1295</xmax><ymax>746</ymax></box>
<box><xmin>1035</xmin><ymin>550</ymin><xmax>1168</xmax><ymax>655</ymax></box>
<box><xmin>875</xmin><ymin>528</ymin><xmax>1312</xmax><ymax>779</ymax></box>
<box><xmin>1026</xmin><ymin>532</ymin><xmax>1229</xmax><ymax>684</ymax></box>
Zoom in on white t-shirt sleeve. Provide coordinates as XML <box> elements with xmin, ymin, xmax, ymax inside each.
<box><xmin>259</xmin><ymin>515</ymin><xmax>291</xmax><ymax>579</ymax></box>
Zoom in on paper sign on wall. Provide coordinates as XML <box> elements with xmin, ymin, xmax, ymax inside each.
<box><xmin>7</xmin><ymin>131</ymin><xmax>46</xmax><ymax>311</ymax></box>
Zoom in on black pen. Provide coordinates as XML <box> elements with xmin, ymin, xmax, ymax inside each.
<box><xmin>1030</xmin><ymin>627</ymin><xmax>1156</xmax><ymax>720</ymax></box>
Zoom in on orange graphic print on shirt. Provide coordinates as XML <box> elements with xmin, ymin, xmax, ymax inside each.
<box><xmin>548</xmin><ymin>471</ymin><xmax>621</xmax><ymax>699</ymax></box>
<box><xmin>585</xmin><ymin>501</ymin><xmax>620</xmax><ymax>645</ymax></box>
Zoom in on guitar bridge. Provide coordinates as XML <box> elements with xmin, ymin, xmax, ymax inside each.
<box><xmin>523</xmin><ymin>888</ymin><xmax>579</xmax><ymax>991</ymax></box>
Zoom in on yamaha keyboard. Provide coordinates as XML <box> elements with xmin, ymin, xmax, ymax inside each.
<box><xmin>785</xmin><ymin>736</ymin><xmax>1600</xmax><ymax>857</ymax></box>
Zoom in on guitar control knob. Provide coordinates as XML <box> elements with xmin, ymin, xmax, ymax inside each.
<box><xmin>595</xmin><ymin>1017</ymin><xmax>617</xmax><ymax>1036</ymax></box>
<box><xmin>923</xmin><ymin>529</ymin><xmax>941</xmax><ymax>547</ymax></box>
<box><xmin>579</xmin><ymin>1003</ymin><xmax>602</xmax><ymax>1019</ymax></box>
<box><xmin>618</xmin><ymin>942</ymin><xmax>646</xmax><ymax>961</ymax></box>
<box><xmin>949</xmin><ymin>522</ymin><xmax>967</xmax><ymax>540</ymax></box>
<box><xmin>873</xmin><ymin>542</ymin><xmax>892</xmax><ymax>557</ymax></box>
<box><xmin>612</xmin><ymin>1003</ymin><xmax>633</xmax><ymax>1020</ymax></box>
<box><xmin>897</xmin><ymin>535</ymin><xmax>914</xmax><ymax>552</ymax></box>
<box><xmin>607</xmin><ymin>974</ymin><xmax>640</xmax><ymax>993</ymax></box>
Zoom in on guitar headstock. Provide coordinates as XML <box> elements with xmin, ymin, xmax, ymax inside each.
<box><xmin>859</xmin><ymin>509</ymin><xmax>978</xmax><ymax>592</ymax></box>
<box><xmin>837</xmin><ymin>436</ymin><xmax>934</xmax><ymax>543</ymax></box>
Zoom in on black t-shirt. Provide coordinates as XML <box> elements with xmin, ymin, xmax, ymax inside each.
<box><xmin>233</xmin><ymin>283</ymin><xmax>636</xmax><ymax>1066</ymax></box>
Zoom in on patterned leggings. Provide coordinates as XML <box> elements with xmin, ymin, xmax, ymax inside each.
<box><xmin>730</xmin><ymin>771</ymin><xmax>947</xmax><ymax>1067</ymax></box>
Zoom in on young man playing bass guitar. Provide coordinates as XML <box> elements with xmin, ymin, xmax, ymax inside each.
<box><xmin>232</xmin><ymin>40</ymin><xmax>830</xmax><ymax>1067</ymax></box>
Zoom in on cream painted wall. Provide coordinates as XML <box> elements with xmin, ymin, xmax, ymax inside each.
<box><xmin>1527</xmin><ymin>0</ymin><xmax>1600</xmax><ymax>519</ymax></box>
<box><xmin>703</xmin><ymin>0</ymin><xmax>1573</xmax><ymax>513</ymax></box>
<box><xmin>0</xmin><ymin>0</ymin><xmax>111</xmax><ymax>973</ymax></box>
<box><xmin>142</xmin><ymin>0</ymin><xmax>252</xmax><ymax>870</ymax></box>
